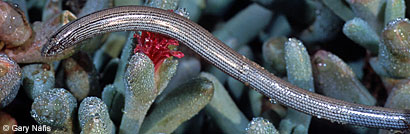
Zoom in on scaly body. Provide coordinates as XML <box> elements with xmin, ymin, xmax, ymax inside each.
<box><xmin>41</xmin><ymin>6</ymin><xmax>410</xmax><ymax>130</ymax></box>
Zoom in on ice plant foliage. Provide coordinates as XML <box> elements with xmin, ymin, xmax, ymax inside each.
<box><xmin>133</xmin><ymin>31</ymin><xmax>184</xmax><ymax>71</ymax></box>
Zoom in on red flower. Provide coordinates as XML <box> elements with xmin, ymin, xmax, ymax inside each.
<box><xmin>133</xmin><ymin>31</ymin><xmax>184</xmax><ymax>71</ymax></box>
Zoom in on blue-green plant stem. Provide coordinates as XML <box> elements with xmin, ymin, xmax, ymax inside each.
<box><xmin>249</xmin><ymin>89</ymin><xmax>263</xmax><ymax>116</ymax></box>
<box><xmin>139</xmin><ymin>77</ymin><xmax>214</xmax><ymax>134</ymax></box>
<box><xmin>22</xmin><ymin>63</ymin><xmax>55</xmax><ymax>100</ymax></box>
<box><xmin>212</xmin><ymin>3</ymin><xmax>273</xmax><ymax>47</ymax></box>
<box><xmin>203</xmin><ymin>0</ymin><xmax>234</xmax><ymax>15</ymax></box>
<box><xmin>209</xmin><ymin>3</ymin><xmax>272</xmax><ymax>83</ymax></box>
<box><xmin>119</xmin><ymin>53</ymin><xmax>155</xmax><ymax>134</ymax></box>
<box><xmin>145</xmin><ymin>0</ymin><xmax>180</xmax><ymax>10</ymax></box>
<box><xmin>101</xmin><ymin>84</ymin><xmax>124</xmax><ymax>126</ymax></box>
<box><xmin>115</xmin><ymin>0</ymin><xmax>143</xmax><ymax>6</ymax></box>
<box><xmin>312</xmin><ymin>50</ymin><xmax>377</xmax><ymax>133</ymax></box>
<box><xmin>380</xmin><ymin>80</ymin><xmax>410</xmax><ymax>134</ymax></box>
<box><xmin>371</xmin><ymin>18</ymin><xmax>410</xmax><ymax>78</ymax></box>
<box><xmin>42</xmin><ymin>0</ymin><xmax>62</xmax><ymax>21</ymax></box>
<box><xmin>347</xmin><ymin>59</ymin><xmax>365</xmax><ymax>80</ymax></box>
<box><xmin>201</xmin><ymin>72</ymin><xmax>249</xmax><ymax>134</ymax></box>
<box><xmin>300</xmin><ymin>1</ymin><xmax>342</xmax><ymax>43</ymax></box>
<box><xmin>321</xmin><ymin>0</ymin><xmax>354</xmax><ymax>21</ymax></box>
<box><xmin>62</xmin><ymin>52</ymin><xmax>100</xmax><ymax>101</ymax></box>
<box><xmin>154</xmin><ymin>58</ymin><xmax>178</xmax><ymax>96</ymax></box>
<box><xmin>279</xmin><ymin>38</ymin><xmax>314</xmax><ymax>134</ymax></box>
<box><xmin>93</xmin><ymin>32</ymin><xmax>127</xmax><ymax>72</ymax></box>
<box><xmin>113</xmin><ymin>32</ymin><xmax>134</xmax><ymax>94</ymax></box>
<box><xmin>343</xmin><ymin>17</ymin><xmax>380</xmax><ymax>54</ymax></box>
<box><xmin>385</xmin><ymin>0</ymin><xmax>406</xmax><ymax>25</ymax></box>
<box><xmin>262</xmin><ymin>37</ymin><xmax>287</xmax><ymax>76</ymax></box>
<box><xmin>79</xmin><ymin>97</ymin><xmax>115</xmax><ymax>134</ymax></box>
<box><xmin>246</xmin><ymin>117</ymin><xmax>279</xmax><ymax>134</ymax></box>
<box><xmin>104</xmin><ymin>32</ymin><xmax>133</xmax><ymax>126</ymax></box>
<box><xmin>259</xmin><ymin>15</ymin><xmax>291</xmax><ymax>41</ymax></box>
<box><xmin>156</xmin><ymin>57</ymin><xmax>201</xmax><ymax>103</ymax></box>
<box><xmin>0</xmin><ymin>54</ymin><xmax>22</xmax><ymax>108</ymax></box>
<box><xmin>178</xmin><ymin>0</ymin><xmax>205</xmax><ymax>22</ymax></box>
<box><xmin>30</xmin><ymin>88</ymin><xmax>77</xmax><ymax>133</ymax></box>
<box><xmin>346</xmin><ymin>0</ymin><xmax>385</xmax><ymax>32</ymax></box>
<box><xmin>313</xmin><ymin>50</ymin><xmax>376</xmax><ymax>106</ymax></box>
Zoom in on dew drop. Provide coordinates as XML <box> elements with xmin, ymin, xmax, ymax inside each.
<box><xmin>269</xmin><ymin>98</ymin><xmax>277</xmax><ymax>104</ymax></box>
<box><xmin>174</xmin><ymin>8</ymin><xmax>190</xmax><ymax>19</ymax></box>
<box><xmin>318</xmin><ymin>63</ymin><xmax>327</xmax><ymax>67</ymax></box>
<box><xmin>242</xmin><ymin>64</ymin><xmax>250</xmax><ymax>74</ymax></box>
<box><xmin>12</xmin><ymin>3</ymin><xmax>19</xmax><ymax>8</ymax></box>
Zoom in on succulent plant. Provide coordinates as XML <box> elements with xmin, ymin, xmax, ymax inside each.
<box><xmin>313</xmin><ymin>50</ymin><xmax>376</xmax><ymax>106</ymax></box>
<box><xmin>0</xmin><ymin>54</ymin><xmax>21</xmax><ymax>108</ymax></box>
<box><xmin>22</xmin><ymin>63</ymin><xmax>55</xmax><ymax>100</ymax></box>
<box><xmin>246</xmin><ymin>117</ymin><xmax>279</xmax><ymax>134</ymax></box>
<box><xmin>78</xmin><ymin>97</ymin><xmax>115</xmax><ymax>134</ymax></box>
<box><xmin>372</xmin><ymin>18</ymin><xmax>410</xmax><ymax>78</ymax></box>
<box><xmin>139</xmin><ymin>77</ymin><xmax>214</xmax><ymax>134</ymax></box>
<box><xmin>209</xmin><ymin>3</ymin><xmax>272</xmax><ymax>83</ymax></box>
<box><xmin>0</xmin><ymin>1</ymin><xmax>31</xmax><ymax>48</ymax></box>
<box><xmin>119</xmin><ymin>53</ymin><xmax>156</xmax><ymax>134</ymax></box>
<box><xmin>30</xmin><ymin>88</ymin><xmax>77</xmax><ymax>132</ymax></box>
<box><xmin>201</xmin><ymin>72</ymin><xmax>249</xmax><ymax>134</ymax></box>
<box><xmin>279</xmin><ymin>38</ymin><xmax>314</xmax><ymax>134</ymax></box>
<box><xmin>62</xmin><ymin>52</ymin><xmax>100</xmax><ymax>101</ymax></box>
<box><xmin>262</xmin><ymin>37</ymin><xmax>287</xmax><ymax>76</ymax></box>
<box><xmin>343</xmin><ymin>17</ymin><xmax>380</xmax><ymax>54</ymax></box>
<box><xmin>1</xmin><ymin>0</ymin><xmax>410</xmax><ymax>133</ymax></box>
